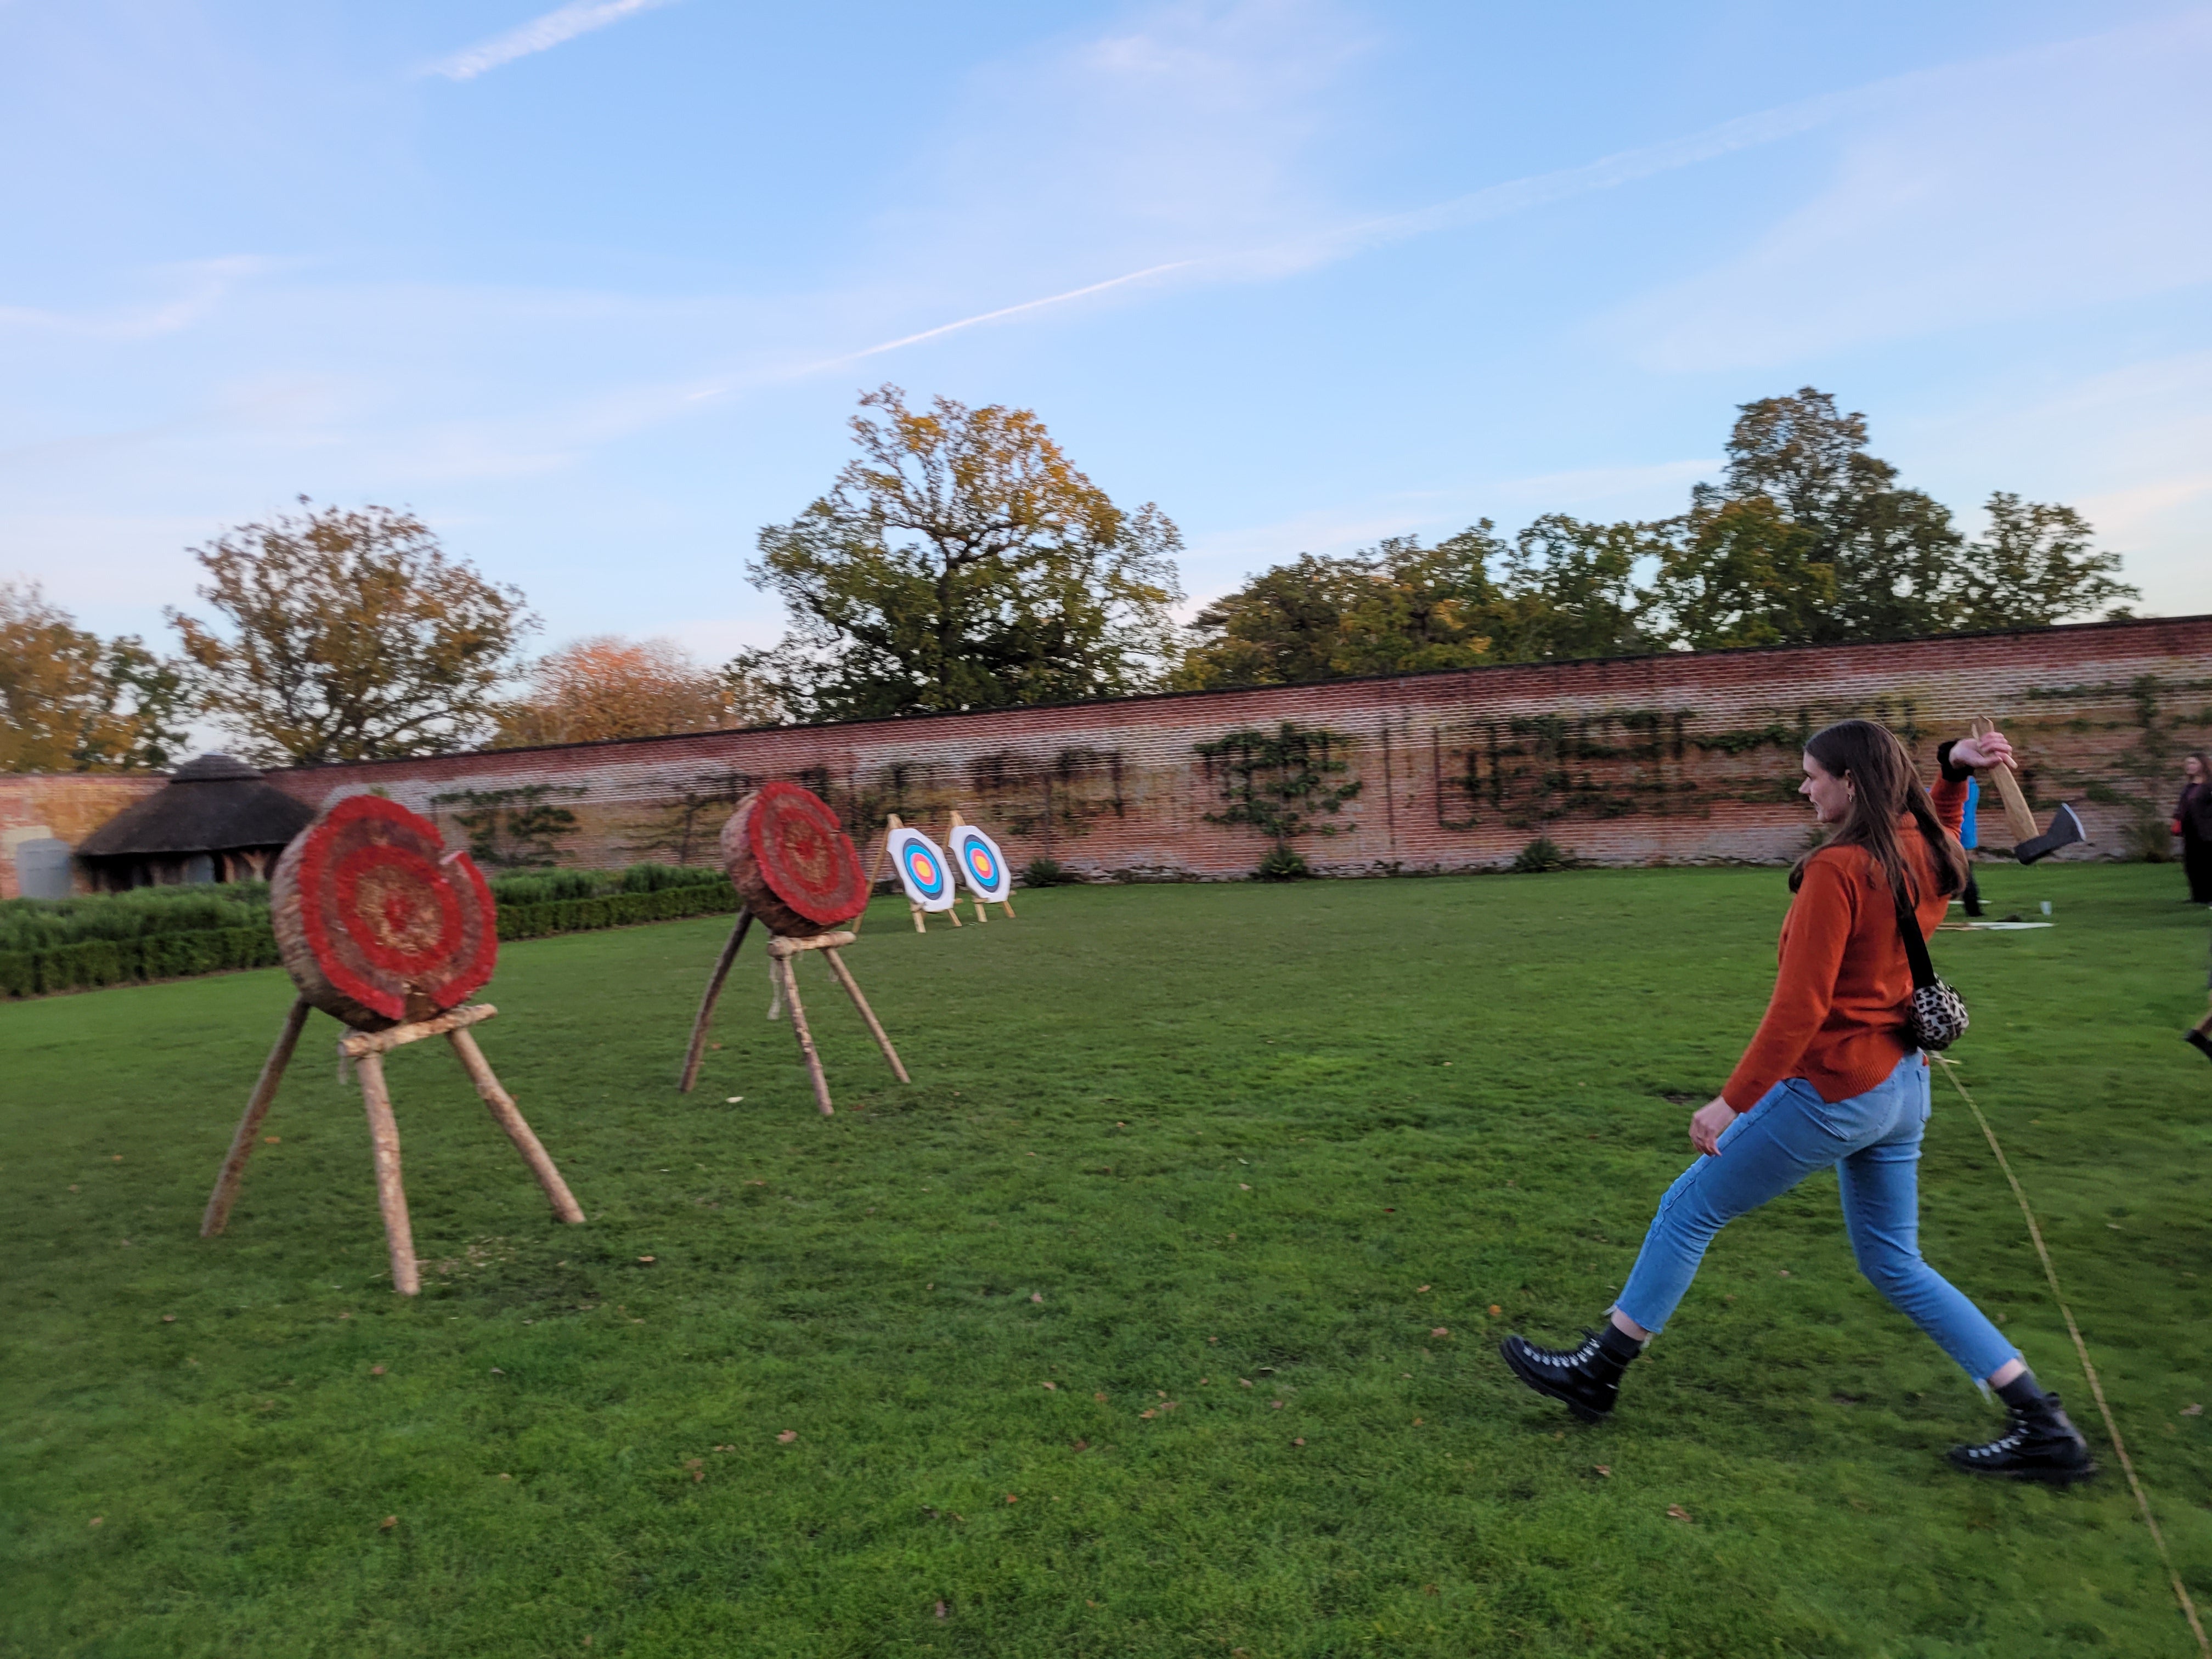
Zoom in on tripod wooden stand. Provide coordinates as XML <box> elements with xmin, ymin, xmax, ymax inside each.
<box><xmin>201</xmin><ymin>999</ymin><xmax>584</xmax><ymax>1295</ymax></box>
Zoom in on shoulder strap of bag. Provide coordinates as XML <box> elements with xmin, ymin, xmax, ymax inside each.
<box><xmin>1893</xmin><ymin>887</ymin><xmax>1938</xmax><ymax>991</ymax></box>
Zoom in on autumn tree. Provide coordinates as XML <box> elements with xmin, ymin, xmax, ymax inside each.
<box><xmin>0</xmin><ymin>579</ymin><xmax>188</xmax><ymax>772</ymax></box>
<box><xmin>168</xmin><ymin>500</ymin><xmax>536</xmax><ymax>766</ymax></box>
<box><xmin>738</xmin><ymin>386</ymin><xmax>1184</xmax><ymax>720</ymax></box>
<box><xmin>494</xmin><ymin>635</ymin><xmax>780</xmax><ymax>746</ymax></box>
<box><xmin>1955</xmin><ymin>492</ymin><xmax>2137</xmax><ymax>630</ymax></box>
<box><xmin>1176</xmin><ymin>515</ymin><xmax>1655</xmax><ymax>689</ymax></box>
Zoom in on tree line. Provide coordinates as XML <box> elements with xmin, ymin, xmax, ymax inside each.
<box><xmin>1</xmin><ymin>386</ymin><xmax>2137</xmax><ymax>772</ymax></box>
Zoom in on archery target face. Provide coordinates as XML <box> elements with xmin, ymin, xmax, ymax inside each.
<box><xmin>887</xmin><ymin>826</ymin><xmax>957</xmax><ymax>910</ymax></box>
<box><xmin>950</xmin><ymin>825</ymin><xmax>1011</xmax><ymax>903</ymax></box>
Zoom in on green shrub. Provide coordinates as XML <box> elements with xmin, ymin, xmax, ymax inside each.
<box><xmin>487</xmin><ymin>868</ymin><xmax>606</xmax><ymax>907</ymax></box>
<box><xmin>495</xmin><ymin>880</ymin><xmax>740</xmax><ymax>941</ymax></box>
<box><xmin>1252</xmin><ymin>844</ymin><xmax>1311</xmax><ymax>881</ymax></box>
<box><xmin>619</xmin><ymin>861</ymin><xmax>727</xmax><ymax>893</ymax></box>
<box><xmin>1510</xmin><ymin>836</ymin><xmax>1577</xmax><ymax>873</ymax></box>
<box><xmin>0</xmin><ymin>884</ymin><xmax>271</xmax><ymax>953</ymax></box>
<box><xmin>1021</xmin><ymin>858</ymin><xmax>1075</xmax><ymax>888</ymax></box>
<box><xmin>0</xmin><ymin>925</ymin><xmax>282</xmax><ymax>997</ymax></box>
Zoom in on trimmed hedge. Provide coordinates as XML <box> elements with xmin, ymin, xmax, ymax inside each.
<box><xmin>0</xmin><ymin>926</ymin><xmax>283</xmax><ymax>998</ymax></box>
<box><xmin>2</xmin><ymin>878</ymin><xmax>743</xmax><ymax>998</ymax></box>
<box><xmin>493</xmin><ymin>880</ymin><xmax>741</xmax><ymax>941</ymax></box>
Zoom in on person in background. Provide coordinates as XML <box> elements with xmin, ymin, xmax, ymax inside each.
<box><xmin>2177</xmin><ymin>752</ymin><xmax>2212</xmax><ymax>905</ymax></box>
<box><xmin>1959</xmin><ymin>772</ymin><xmax>1984</xmax><ymax>918</ymax></box>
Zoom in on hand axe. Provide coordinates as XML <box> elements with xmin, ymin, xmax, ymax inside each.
<box><xmin>1971</xmin><ymin>717</ymin><xmax>2089</xmax><ymax>864</ymax></box>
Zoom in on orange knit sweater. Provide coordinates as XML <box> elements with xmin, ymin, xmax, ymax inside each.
<box><xmin>1720</xmin><ymin>774</ymin><xmax>1967</xmax><ymax>1113</ymax></box>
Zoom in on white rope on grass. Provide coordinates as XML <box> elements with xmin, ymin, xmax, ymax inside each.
<box><xmin>1929</xmin><ymin>1053</ymin><xmax>2209</xmax><ymax>1655</ymax></box>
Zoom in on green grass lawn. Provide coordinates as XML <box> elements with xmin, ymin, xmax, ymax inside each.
<box><xmin>4</xmin><ymin>865</ymin><xmax>2208</xmax><ymax>1657</ymax></box>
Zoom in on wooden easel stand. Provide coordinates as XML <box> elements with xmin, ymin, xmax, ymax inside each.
<box><xmin>944</xmin><ymin>808</ymin><xmax>1017</xmax><ymax>924</ymax></box>
<box><xmin>202</xmin><ymin>1000</ymin><xmax>584</xmax><ymax>1298</ymax></box>
<box><xmin>678</xmin><ymin>916</ymin><xmax>908</xmax><ymax>1114</ymax></box>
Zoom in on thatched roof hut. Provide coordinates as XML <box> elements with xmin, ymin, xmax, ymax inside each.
<box><xmin>74</xmin><ymin>754</ymin><xmax>317</xmax><ymax>889</ymax></box>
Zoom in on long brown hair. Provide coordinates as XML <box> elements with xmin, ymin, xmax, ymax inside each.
<box><xmin>1790</xmin><ymin>718</ymin><xmax>1969</xmax><ymax>906</ymax></box>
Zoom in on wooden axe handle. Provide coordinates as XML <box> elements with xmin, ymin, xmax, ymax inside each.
<box><xmin>1971</xmin><ymin>716</ymin><xmax>2042</xmax><ymax>844</ymax></box>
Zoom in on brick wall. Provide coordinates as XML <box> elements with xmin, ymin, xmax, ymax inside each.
<box><xmin>4</xmin><ymin>618</ymin><xmax>2204</xmax><ymax>891</ymax></box>
<box><xmin>0</xmin><ymin>775</ymin><xmax>165</xmax><ymax>899</ymax></box>
<box><xmin>227</xmin><ymin>616</ymin><xmax>2209</xmax><ymax>881</ymax></box>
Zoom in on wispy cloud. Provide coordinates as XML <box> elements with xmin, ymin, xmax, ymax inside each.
<box><xmin>423</xmin><ymin>0</ymin><xmax>681</xmax><ymax>82</ymax></box>
<box><xmin>0</xmin><ymin>257</ymin><xmax>269</xmax><ymax>341</ymax></box>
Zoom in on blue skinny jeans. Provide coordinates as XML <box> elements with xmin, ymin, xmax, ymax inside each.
<box><xmin>1615</xmin><ymin>1051</ymin><xmax>2018</xmax><ymax>1382</ymax></box>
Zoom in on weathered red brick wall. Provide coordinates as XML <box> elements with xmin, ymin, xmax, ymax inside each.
<box><xmin>1</xmin><ymin>775</ymin><xmax>165</xmax><ymax>899</ymax></box>
<box><xmin>241</xmin><ymin>616</ymin><xmax>2212</xmax><ymax>879</ymax></box>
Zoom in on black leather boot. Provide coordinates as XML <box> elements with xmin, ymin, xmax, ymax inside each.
<box><xmin>1499</xmin><ymin>1322</ymin><xmax>1644</xmax><ymax>1423</ymax></box>
<box><xmin>1948</xmin><ymin>1387</ymin><xmax>2098</xmax><ymax>1485</ymax></box>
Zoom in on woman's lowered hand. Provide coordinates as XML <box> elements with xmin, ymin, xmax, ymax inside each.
<box><xmin>1689</xmin><ymin>1094</ymin><xmax>1737</xmax><ymax>1157</ymax></box>
<box><xmin>1951</xmin><ymin>730</ymin><xmax>2016</xmax><ymax>772</ymax></box>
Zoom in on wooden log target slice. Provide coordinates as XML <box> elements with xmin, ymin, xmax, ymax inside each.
<box><xmin>720</xmin><ymin>781</ymin><xmax>868</xmax><ymax>936</ymax></box>
<box><xmin>273</xmin><ymin>795</ymin><xmax>498</xmax><ymax>1030</ymax></box>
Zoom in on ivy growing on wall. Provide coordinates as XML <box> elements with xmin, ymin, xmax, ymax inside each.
<box><xmin>1195</xmin><ymin>723</ymin><xmax>1362</xmax><ymax>850</ymax></box>
<box><xmin>431</xmin><ymin>783</ymin><xmax>585</xmax><ymax>867</ymax></box>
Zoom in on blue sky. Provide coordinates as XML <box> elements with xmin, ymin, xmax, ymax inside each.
<box><xmin>4</xmin><ymin>0</ymin><xmax>2209</xmax><ymax>674</ymax></box>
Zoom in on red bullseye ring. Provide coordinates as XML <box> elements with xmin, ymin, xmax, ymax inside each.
<box><xmin>275</xmin><ymin>794</ymin><xmax>498</xmax><ymax>1028</ymax></box>
<box><xmin>722</xmin><ymin>781</ymin><xmax>867</xmax><ymax>936</ymax></box>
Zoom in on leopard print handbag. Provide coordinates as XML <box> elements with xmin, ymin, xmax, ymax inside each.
<box><xmin>1895</xmin><ymin>892</ymin><xmax>1968</xmax><ymax>1051</ymax></box>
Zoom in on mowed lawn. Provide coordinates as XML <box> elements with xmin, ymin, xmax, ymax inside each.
<box><xmin>3</xmin><ymin>865</ymin><xmax>2208</xmax><ymax>1658</ymax></box>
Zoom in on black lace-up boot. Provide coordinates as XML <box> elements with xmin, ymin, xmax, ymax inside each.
<box><xmin>1948</xmin><ymin>1372</ymin><xmax>2098</xmax><ymax>1485</ymax></box>
<box><xmin>1499</xmin><ymin>1321</ymin><xmax>1645</xmax><ymax>1423</ymax></box>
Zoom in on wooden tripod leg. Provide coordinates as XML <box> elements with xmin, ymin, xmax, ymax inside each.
<box><xmin>973</xmin><ymin>896</ymin><xmax>986</xmax><ymax>924</ymax></box>
<box><xmin>821</xmin><ymin>947</ymin><xmax>910</xmax><ymax>1083</ymax></box>
<box><xmin>355</xmin><ymin>1053</ymin><xmax>420</xmax><ymax>1295</ymax></box>
<box><xmin>777</xmin><ymin>955</ymin><xmax>836</xmax><ymax>1116</ymax></box>
<box><xmin>447</xmin><ymin>1028</ymin><xmax>586</xmax><ymax>1224</ymax></box>
<box><xmin>201</xmin><ymin>995</ymin><xmax>312</xmax><ymax>1237</ymax></box>
<box><xmin>910</xmin><ymin>900</ymin><xmax>926</xmax><ymax>934</ymax></box>
<box><xmin>679</xmin><ymin>909</ymin><xmax>754</xmax><ymax>1092</ymax></box>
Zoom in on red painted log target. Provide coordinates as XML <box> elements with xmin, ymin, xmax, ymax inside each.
<box><xmin>272</xmin><ymin>795</ymin><xmax>498</xmax><ymax>1029</ymax></box>
<box><xmin>720</xmin><ymin>781</ymin><xmax>868</xmax><ymax>936</ymax></box>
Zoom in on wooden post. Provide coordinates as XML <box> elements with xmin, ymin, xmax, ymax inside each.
<box><xmin>776</xmin><ymin>955</ymin><xmax>836</xmax><ymax>1116</ymax></box>
<box><xmin>201</xmin><ymin>995</ymin><xmax>311</xmax><ymax>1237</ymax></box>
<box><xmin>678</xmin><ymin>909</ymin><xmax>753</xmax><ymax>1092</ymax></box>
<box><xmin>354</xmin><ymin>1052</ymin><xmax>421</xmax><ymax>1296</ymax></box>
<box><xmin>447</xmin><ymin>1026</ymin><xmax>586</xmax><ymax>1224</ymax></box>
<box><xmin>821</xmin><ymin>946</ymin><xmax>910</xmax><ymax>1082</ymax></box>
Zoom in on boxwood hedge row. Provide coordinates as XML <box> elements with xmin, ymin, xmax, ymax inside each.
<box><xmin>1</xmin><ymin>879</ymin><xmax>743</xmax><ymax>998</ymax></box>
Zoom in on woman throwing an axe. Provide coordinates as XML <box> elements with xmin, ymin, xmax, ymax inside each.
<box><xmin>1500</xmin><ymin>718</ymin><xmax>2096</xmax><ymax>1485</ymax></box>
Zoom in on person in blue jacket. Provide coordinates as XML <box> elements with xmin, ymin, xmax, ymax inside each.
<box><xmin>1959</xmin><ymin>775</ymin><xmax>1984</xmax><ymax>917</ymax></box>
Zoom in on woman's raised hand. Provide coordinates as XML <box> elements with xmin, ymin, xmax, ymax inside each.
<box><xmin>1951</xmin><ymin>729</ymin><xmax>2016</xmax><ymax>772</ymax></box>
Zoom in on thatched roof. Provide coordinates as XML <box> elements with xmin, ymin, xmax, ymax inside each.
<box><xmin>74</xmin><ymin>754</ymin><xmax>317</xmax><ymax>859</ymax></box>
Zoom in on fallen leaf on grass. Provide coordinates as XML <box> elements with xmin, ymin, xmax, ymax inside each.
<box><xmin>1424</xmin><ymin>1584</ymin><xmax>1439</xmax><ymax>1595</ymax></box>
<box><xmin>1431</xmin><ymin>1327</ymin><xmax>1450</xmax><ymax>1338</ymax></box>
<box><xmin>370</xmin><ymin>1365</ymin><xmax>386</xmax><ymax>1376</ymax></box>
<box><xmin>263</xmin><ymin>1135</ymin><xmax>280</xmax><ymax>1144</ymax></box>
<box><xmin>934</xmin><ymin>1601</ymin><xmax>949</xmax><ymax>1619</ymax></box>
<box><xmin>685</xmin><ymin>1459</ymin><xmax>704</xmax><ymax>1483</ymax></box>
<box><xmin>776</xmin><ymin>1430</ymin><xmax>798</xmax><ymax>1443</ymax></box>
<box><xmin>498</xmin><ymin>1474</ymin><xmax>512</xmax><ymax>1481</ymax></box>
<box><xmin>1139</xmin><ymin>1409</ymin><xmax>1156</xmax><ymax>1420</ymax></box>
<box><xmin>1239</xmin><ymin>1378</ymin><xmax>1254</xmax><ymax>1389</ymax></box>
<box><xmin>1071</xmin><ymin>1438</ymin><xmax>1088</xmax><ymax>1451</ymax></box>
<box><xmin>1093</xmin><ymin>1391</ymin><xmax>1108</xmax><ymax>1402</ymax></box>
<box><xmin>1041</xmin><ymin>1381</ymin><xmax>1057</xmax><ymax>1390</ymax></box>
<box><xmin>1239</xmin><ymin>1183</ymin><xmax>1251</xmax><ymax>1190</ymax></box>
<box><xmin>1667</xmin><ymin>1505</ymin><xmax>1692</xmax><ymax>1522</ymax></box>
<box><xmin>1004</xmin><ymin>1493</ymin><xmax>1018</xmax><ymax>1504</ymax></box>
<box><xmin>1292</xmin><ymin>1437</ymin><xmax>1305</xmax><ymax>1446</ymax></box>
<box><xmin>1417</xmin><ymin>1284</ymin><xmax>1431</xmax><ymax>1293</ymax></box>
<box><xmin>380</xmin><ymin>1516</ymin><xmax>398</xmax><ymax>1531</ymax></box>
<box><xmin>637</xmin><ymin>1256</ymin><xmax>656</xmax><ymax>1265</ymax></box>
<box><xmin>1271</xmin><ymin>1401</ymin><xmax>1286</xmax><ymax>1410</ymax></box>
<box><xmin>88</xmin><ymin>1516</ymin><xmax>103</xmax><ymax>1527</ymax></box>
<box><xmin>1594</xmin><ymin>1465</ymin><xmax>1611</xmax><ymax>1477</ymax></box>
<box><xmin>1413</xmin><ymin>1417</ymin><xmax>1424</xmax><ymax>1426</ymax></box>
<box><xmin>725</xmin><ymin>1096</ymin><xmax>743</xmax><ymax>1104</ymax></box>
<box><xmin>2182</xmin><ymin>1404</ymin><xmax>2202</xmax><ymax>1417</ymax></box>
<box><xmin>1776</xmin><ymin>1269</ymin><xmax>1791</xmax><ymax>1278</ymax></box>
<box><xmin>1488</xmin><ymin>1305</ymin><xmax>1502</xmax><ymax>1317</ymax></box>
<box><xmin>490</xmin><ymin>1368</ymin><xmax>505</xmax><ymax>1375</ymax></box>
<box><xmin>161</xmin><ymin>1314</ymin><xmax>176</xmax><ymax>1324</ymax></box>
<box><xmin>1030</xmin><ymin>1293</ymin><xmax>1043</xmax><ymax>1304</ymax></box>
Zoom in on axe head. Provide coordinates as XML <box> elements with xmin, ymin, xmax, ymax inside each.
<box><xmin>2014</xmin><ymin>802</ymin><xmax>2087</xmax><ymax>864</ymax></box>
